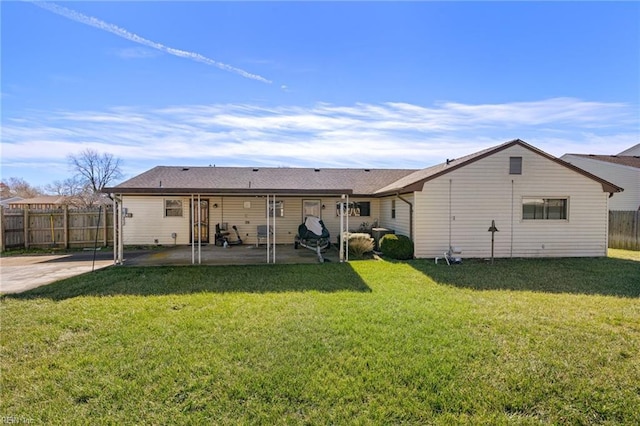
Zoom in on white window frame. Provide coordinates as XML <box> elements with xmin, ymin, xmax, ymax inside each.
<box><xmin>164</xmin><ymin>199</ymin><xmax>183</xmax><ymax>217</ymax></box>
<box><xmin>268</xmin><ymin>200</ymin><xmax>284</xmax><ymax>218</ymax></box>
<box><xmin>522</xmin><ymin>197</ymin><xmax>568</xmax><ymax>220</ymax></box>
<box><xmin>335</xmin><ymin>201</ymin><xmax>371</xmax><ymax>217</ymax></box>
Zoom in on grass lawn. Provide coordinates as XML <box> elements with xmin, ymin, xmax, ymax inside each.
<box><xmin>1</xmin><ymin>253</ymin><xmax>639</xmax><ymax>424</ymax></box>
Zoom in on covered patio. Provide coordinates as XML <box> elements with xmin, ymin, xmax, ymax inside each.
<box><xmin>120</xmin><ymin>243</ymin><xmax>341</xmax><ymax>266</ymax></box>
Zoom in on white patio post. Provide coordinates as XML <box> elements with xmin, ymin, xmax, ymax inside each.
<box><xmin>113</xmin><ymin>196</ymin><xmax>118</xmax><ymax>264</ymax></box>
<box><xmin>266</xmin><ymin>195</ymin><xmax>270</xmax><ymax>264</ymax></box>
<box><xmin>113</xmin><ymin>195</ymin><xmax>122</xmax><ymax>265</ymax></box>
<box><xmin>197</xmin><ymin>194</ymin><xmax>201</xmax><ymax>265</ymax></box>
<box><xmin>346</xmin><ymin>194</ymin><xmax>349</xmax><ymax>262</ymax></box>
<box><xmin>191</xmin><ymin>194</ymin><xmax>195</xmax><ymax>265</ymax></box>
<box><xmin>339</xmin><ymin>194</ymin><xmax>345</xmax><ymax>262</ymax></box>
<box><xmin>118</xmin><ymin>196</ymin><xmax>124</xmax><ymax>264</ymax></box>
<box><xmin>272</xmin><ymin>195</ymin><xmax>276</xmax><ymax>264</ymax></box>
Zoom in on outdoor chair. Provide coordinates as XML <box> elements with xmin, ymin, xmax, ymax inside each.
<box><xmin>256</xmin><ymin>225</ymin><xmax>273</xmax><ymax>247</ymax></box>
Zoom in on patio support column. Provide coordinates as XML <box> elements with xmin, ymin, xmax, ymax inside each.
<box><xmin>266</xmin><ymin>195</ymin><xmax>269</xmax><ymax>264</ymax></box>
<box><xmin>339</xmin><ymin>196</ymin><xmax>343</xmax><ymax>262</ymax></box>
<box><xmin>272</xmin><ymin>195</ymin><xmax>276</xmax><ymax>264</ymax></box>
<box><xmin>338</xmin><ymin>194</ymin><xmax>350</xmax><ymax>263</ymax></box>
<box><xmin>266</xmin><ymin>194</ymin><xmax>276</xmax><ymax>264</ymax></box>
<box><xmin>346</xmin><ymin>194</ymin><xmax>349</xmax><ymax>262</ymax></box>
<box><xmin>119</xmin><ymin>196</ymin><xmax>124</xmax><ymax>264</ymax></box>
<box><xmin>191</xmin><ymin>194</ymin><xmax>195</xmax><ymax>265</ymax></box>
<box><xmin>113</xmin><ymin>196</ymin><xmax>118</xmax><ymax>264</ymax></box>
<box><xmin>114</xmin><ymin>194</ymin><xmax>124</xmax><ymax>265</ymax></box>
<box><xmin>197</xmin><ymin>193</ymin><xmax>201</xmax><ymax>265</ymax></box>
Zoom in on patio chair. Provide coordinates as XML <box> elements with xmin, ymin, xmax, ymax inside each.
<box><xmin>256</xmin><ymin>225</ymin><xmax>273</xmax><ymax>247</ymax></box>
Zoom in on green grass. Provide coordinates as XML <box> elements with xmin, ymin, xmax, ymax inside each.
<box><xmin>1</xmin><ymin>255</ymin><xmax>639</xmax><ymax>424</ymax></box>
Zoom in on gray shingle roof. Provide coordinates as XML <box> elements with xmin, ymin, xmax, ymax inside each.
<box><xmin>108</xmin><ymin>166</ymin><xmax>418</xmax><ymax>195</ymax></box>
<box><xmin>374</xmin><ymin>139</ymin><xmax>623</xmax><ymax>195</ymax></box>
<box><xmin>565</xmin><ymin>154</ymin><xmax>640</xmax><ymax>169</ymax></box>
<box><xmin>105</xmin><ymin>139</ymin><xmax>623</xmax><ymax>196</ymax></box>
<box><xmin>374</xmin><ymin>143</ymin><xmax>501</xmax><ymax>194</ymax></box>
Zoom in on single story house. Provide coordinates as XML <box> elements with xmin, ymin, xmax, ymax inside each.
<box><xmin>8</xmin><ymin>195</ymin><xmax>70</xmax><ymax>210</ymax></box>
<box><xmin>561</xmin><ymin>147</ymin><xmax>639</xmax><ymax>211</ymax></box>
<box><xmin>104</xmin><ymin>139</ymin><xmax>622</xmax><ymax>261</ymax></box>
<box><xmin>0</xmin><ymin>197</ymin><xmax>24</xmax><ymax>208</ymax></box>
<box><xmin>7</xmin><ymin>195</ymin><xmax>114</xmax><ymax>210</ymax></box>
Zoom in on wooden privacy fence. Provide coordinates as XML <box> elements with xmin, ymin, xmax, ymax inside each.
<box><xmin>0</xmin><ymin>206</ymin><xmax>113</xmax><ymax>251</ymax></box>
<box><xmin>609</xmin><ymin>210</ymin><xmax>639</xmax><ymax>250</ymax></box>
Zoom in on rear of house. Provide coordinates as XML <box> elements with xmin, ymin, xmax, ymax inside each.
<box><xmin>410</xmin><ymin>143</ymin><xmax>614</xmax><ymax>258</ymax></box>
<box><xmin>116</xmin><ymin>194</ymin><xmax>383</xmax><ymax>247</ymax></box>
<box><xmin>105</xmin><ymin>139</ymin><xmax>621</xmax><ymax>260</ymax></box>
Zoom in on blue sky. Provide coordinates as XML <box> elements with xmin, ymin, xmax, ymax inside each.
<box><xmin>2</xmin><ymin>1</ymin><xmax>639</xmax><ymax>188</ymax></box>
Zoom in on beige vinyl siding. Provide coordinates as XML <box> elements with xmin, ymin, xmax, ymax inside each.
<box><xmin>120</xmin><ymin>195</ymin><xmax>192</xmax><ymax>245</ymax></box>
<box><xmin>121</xmin><ymin>195</ymin><xmax>379</xmax><ymax>246</ymax></box>
<box><xmin>413</xmin><ymin>145</ymin><xmax>609</xmax><ymax>258</ymax></box>
<box><xmin>561</xmin><ymin>155</ymin><xmax>639</xmax><ymax>210</ymax></box>
<box><xmin>379</xmin><ymin>195</ymin><xmax>413</xmax><ymax>238</ymax></box>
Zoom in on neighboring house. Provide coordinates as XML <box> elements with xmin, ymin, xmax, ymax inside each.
<box><xmin>8</xmin><ymin>195</ymin><xmax>113</xmax><ymax>210</ymax></box>
<box><xmin>561</xmin><ymin>147</ymin><xmax>640</xmax><ymax>211</ymax></box>
<box><xmin>0</xmin><ymin>197</ymin><xmax>24</xmax><ymax>208</ymax></box>
<box><xmin>8</xmin><ymin>195</ymin><xmax>70</xmax><ymax>210</ymax></box>
<box><xmin>617</xmin><ymin>144</ymin><xmax>640</xmax><ymax>156</ymax></box>
<box><xmin>104</xmin><ymin>139</ymin><xmax>621</xmax><ymax>259</ymax></box>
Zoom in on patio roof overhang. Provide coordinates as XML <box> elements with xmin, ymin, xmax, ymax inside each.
<box><xmin>103</xmin><ymin>187</ymin><xmax>357</xmax><ymax>197</ymax></box>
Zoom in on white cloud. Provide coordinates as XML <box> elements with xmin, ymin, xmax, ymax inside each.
<box><xmin>29</xmin><ymin>1</ymin><xmax>272</xmax><ymax>84</ymax></box>
<box><xmin>1</xmin><ymin>98</ymin><xmax>638</xmax><ymax>185</ymax></box>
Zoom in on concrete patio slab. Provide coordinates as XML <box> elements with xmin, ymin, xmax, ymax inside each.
<box><xmin>122</xmin><ymin>244</ymin><xmax>340</xmax><ymax>266</ymax></box>
<box><xmin>0</xmin><ymin>253</ymin><xmax>114</xmax><ymax>294</ymax></box>
<box><xmin>0</xmin><ymin>244</ymin><xmax>340</xmax><ymax>294</ymax></box>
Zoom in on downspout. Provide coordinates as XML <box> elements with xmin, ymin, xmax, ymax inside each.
<box><xmin>511</xmin><ymin>180</ymin><xmax>514</xmax><ymax>258</ymax></box>
<box><xmin>396</xmin><ymin>193</ymin><xmax>414</xmax><ymax>242</ymax></box>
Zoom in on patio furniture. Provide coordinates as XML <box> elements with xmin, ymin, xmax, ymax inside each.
<box><xmin>256</xmin><ymin>225</ymin><xmax>273</xmax><ymax>247</ymax></box>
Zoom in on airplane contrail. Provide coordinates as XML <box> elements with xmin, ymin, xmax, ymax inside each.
<box><xmin>28</xmin><ymin>1</ymin><xmax>272</xmax><ymax>84</ymax></box>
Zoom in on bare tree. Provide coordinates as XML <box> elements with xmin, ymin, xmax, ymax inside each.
<box><xmin>68</xmin><ymin>149</ymin><xmax>123</xmax><ymax>195</ymax></box>
<box><xmin>44</xmin><ymin>176</ymin><xmax>96</xmax><ymax>207</ymax></box>
<box><xmin>45</xmin><ymin>176</ymin><xmax>87</xmax><ymax>196</ymax></box>
<box><xmin>0</xmin><ymin>177</ymin><xmax>44</xmax><ymax>198</ymax></box>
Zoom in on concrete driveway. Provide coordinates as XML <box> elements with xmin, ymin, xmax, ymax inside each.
<box><xmin>0</xmin><ymin>250</ymin><xmax>118</xmax><ymax>294</ymax></box>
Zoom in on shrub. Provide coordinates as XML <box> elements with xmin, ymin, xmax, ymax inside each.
<box><xmin>379</xmin><ymin>234</ymin><xmax>414</xmax><ymax>260</ymax></box>
<box><xmin>348</xmin><ymin>233</ymin><xmax>375</xmax><ymax>258</ymax></box>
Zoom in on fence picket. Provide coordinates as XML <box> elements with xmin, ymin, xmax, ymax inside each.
<box><xmin>1</xmin><ymin>207</ymin><xmax>114</xmax><ymax>251</ymax></box>
<box><xmin>609</xmin><ymin>210</ymin><xmax>640</xmax><ymax>250</ymax></box>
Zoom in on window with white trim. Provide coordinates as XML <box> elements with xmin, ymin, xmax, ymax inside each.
<box><xmin>164</xmin><ymin>199</ymin><xmax>183</xmax><ymax>217</ymax></box>
<box><xmin>335</xmin><ymin>201</ymin><xmax>371</xmax><ymax>217</ymax></box>
<box><xmin>269</xmin><ymin>200</ymin><xmax>284</xmax><ymax>217</ymax></box>
<box><xmin>522</xmin><ymin>198</ymin><xmax>567</xmax><ymax>220</ymax></box>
